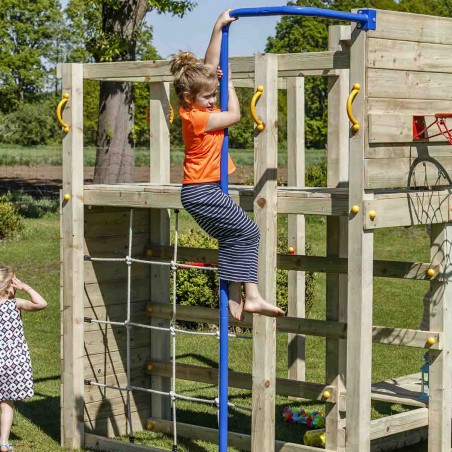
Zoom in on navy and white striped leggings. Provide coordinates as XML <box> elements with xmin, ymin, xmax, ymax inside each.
<box><xmin>181</xmin><ymin>183</ymin><xmax>260</xmax><ymax>283</ymax></box>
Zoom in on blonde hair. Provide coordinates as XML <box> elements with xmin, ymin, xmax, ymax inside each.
<box><xmin>170</xmin><ymin>51</ymin><xmax>218</xmax><ymax>108</ymax></box>
<box><xmin>0</xmin><ymin>265</ymin><xmax>13</xmax><ymax>297</ymax></box>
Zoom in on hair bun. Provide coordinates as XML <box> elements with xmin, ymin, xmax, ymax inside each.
<box><xmin>170</xmin><ymin>51</ymin><xmax>200</xmax><ymax>75</ymax></box>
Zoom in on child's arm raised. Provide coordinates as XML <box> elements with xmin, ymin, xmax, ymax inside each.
<box><xmin>204</xmin><ymin>10</ymin><xmax>237</xmax><ymax>69</ymax></box>
<box><xmin>12</xmin><ymin>278</ymin><xmax>47</xmax><ymax>311</ymax></box>
<box><xmin>205</xmin><ymin>65</ymin><xmax>241</xmax><ymax>132</ymax></box>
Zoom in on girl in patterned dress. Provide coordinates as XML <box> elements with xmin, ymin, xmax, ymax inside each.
<box><xmin>0</xmin><ymin>266</ymin><xmax>47</xmax><ymax>452</ymax></box>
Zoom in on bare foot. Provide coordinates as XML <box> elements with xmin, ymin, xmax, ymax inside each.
<box><xmin>244</xmin><ymin>296</ymin><xmax>285</xmax><ymax>317</ymax></box>
<box><xmin>229</xmin><ymin>299</ymin><xmax>244</xmax><ymax>321</ymax></box>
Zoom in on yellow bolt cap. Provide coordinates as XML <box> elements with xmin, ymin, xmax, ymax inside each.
<box><xmin>369</xmin><ymin>210</ymin><xmax>377</xmax><ymax>220</ymax></box>
<box><xmin>63</xmin><ymin>194</ymin><xmax>70</xmax><ymax>201</ymax></box>
<box><xmin>351</xmin><ymin>205</ymin><xmax>360</xmax><ymax>214</ymax></box>
<box><xmin>257</xmin><ymin>124</ymin><xmax>264</xmax><ymax>131</ymax></box>
<box><xmin>146</xmin><ymin>306</ymin><xmax>153</xmax><ymax>314</ymax></box>
<box><xmin>323</xmin><ymin>390</ymin><xmax>331</xmax><ymax>399</ymax></box>
<box><xmin>353</xmin><ymin>83</ymin><xmax>361</xmax><ymax>90</ymax></box>
<box><xmin>427</xmin><ymin>337</ymin><xmax>436</xmax><ymax>346</ymax></box>
<box><xmin>426</xmin><ymin>268</ymin><xmax>435</xmax><ymax>278</ymax></box>
<box><xmin>146</xmin><ymin>363</ymin><xmax>153</xmax><ymax>372</ymax></box>
<box><xmin>257</xmin><ymin>85</ymin><xmax>264</xmax><ymax>92</ymax></box>
<box><xmin>288</xmin><ymin>246</ymin><xmax>295</xmax><ymax>254</ymax></box>
<box><xmin>352</xmin><ymin>123</ymin><xmax>360</xmax><ymax>132</ymax></box>
<box><xmin>146</xmin><ymin>422</ymin><xmax>154</xmax><ymax>430</ymax></box>
<box><xmin>145</xmin><ymin>248</ymin><xmax>153</xmax><ymax>257</ymax></box>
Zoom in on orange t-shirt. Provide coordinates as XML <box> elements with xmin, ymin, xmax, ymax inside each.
<box><xmin>180</xmin><ymin>106</ymin><xmax>236</xmax><ymax>184</ymax></box>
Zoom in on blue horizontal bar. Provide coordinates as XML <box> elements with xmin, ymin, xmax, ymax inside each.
<box><xmin>230</xmin><ymin>6</ymin><xmax>376</xmax><ymax>30</ymax></box>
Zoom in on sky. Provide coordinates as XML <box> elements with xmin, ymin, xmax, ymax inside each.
<box><xmin>59</xmin><ymin>1</ymin><xmax>286</xmax><ymax>58</ymax></box>
<box><xmin>147</xmin><ymin>1</ymin><xmax>286</xmax><ymax>59</ymax></box>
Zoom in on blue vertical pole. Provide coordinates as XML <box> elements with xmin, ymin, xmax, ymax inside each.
<box><xmin>218</xmin><ymin>23</ymin><xmax>230</xmax><ymax>452</ymax></box>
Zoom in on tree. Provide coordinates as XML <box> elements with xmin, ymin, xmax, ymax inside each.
<box><xmin>0</xmin><ymin>0</ymin><xmax>63</xmax><ymax>113</ymax></box>
<box><xmin>64</xmin><ymin>0</ymin><xmax>196</xmax><ymax>183</ymax></box>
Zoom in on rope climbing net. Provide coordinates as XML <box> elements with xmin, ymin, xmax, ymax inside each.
<box><xmin>83</xmin><ymin>208</ymin><xmax>251</xmax><ymax>450</ymax></box>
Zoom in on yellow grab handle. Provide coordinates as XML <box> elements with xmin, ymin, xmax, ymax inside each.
<box><xmin>347</xmin><ymin>83</ymin><xmax>361</xmax><ymax>132</ymax></box>
<box><xmin>56</xmin><ymin>93</ymin><xmax>70</xmax><ymax>132</ymax></box>
<box><xmin>250</xmin><ymin>86</ymin><xmax>265</xmax><ymax>131</ymax></box>
<box><xmin>169</xmin><ymin>104</ymin><xmax>174</xmax><ymax>124</ymax></box>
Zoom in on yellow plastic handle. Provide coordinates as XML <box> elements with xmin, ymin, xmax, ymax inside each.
<box><xmin>56</xmin><ymin>93</ymin><xmax>70</xmax><ymax>132</ymax></box>
<box><xmin>347</xmin><ymin>83</ymin><xmax>361</xmax><ymax>132</ymax></box>
<box><xmin>250</xmin><ymin>86</ymin><xmax>265</xmax><ymax>131</ymax></box>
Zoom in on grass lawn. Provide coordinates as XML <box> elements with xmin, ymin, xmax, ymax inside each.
<box><xmin>0</xmin><ymin>145</ymin><xmax>326</xmax><ymax>168</ymax></box>
<box><xmin>0</xmin><ymin>210</ymin><xmax>431</xmax><ymax>451</ymax></box>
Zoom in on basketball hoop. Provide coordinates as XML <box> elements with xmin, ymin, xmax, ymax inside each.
<box><xmin>413</xmin><ymin>113</ymin><xmax>452</xmax><ymax>144</ymax></box>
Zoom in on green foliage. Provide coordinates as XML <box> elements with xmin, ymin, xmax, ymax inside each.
<box><xmin>0</xmin><ymin>0</ymin><xmax>63</xmax><ymax>112</ymax></box>
<box><xmin>174</xmin><ymin>228</ymin><xmax>317</xmax><ymax>317</ymax></box>
<box><xmin>306</xmin><ymin>161</ymin><xmax>327</xmax><ymax>187</ymax></box>
<box><xmin>2</xmin><ymin>191</ymin><xmax>59</xmax><ymax>219</ymax></box>
<box><xmin>0</xmin><ymin>100</ymin><xmax>59</xmax><ymax>146</ymax></box>
<box><xmin>0</xmin><ymin>198</ymin><xmax>23</xmax><ymax>240</ymax></box>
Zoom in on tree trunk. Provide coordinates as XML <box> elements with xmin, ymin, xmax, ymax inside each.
<box><xmin>93</xmin><ymin>0</ymin><xmax>148</xmax><ymax>184</ymax></box>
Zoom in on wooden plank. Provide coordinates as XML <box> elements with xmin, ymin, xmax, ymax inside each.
<box><xmin>367</xmin><ymin>98</ymin><xmax>452</xmax><ymax>116</ymax></box>
<box><xmin>85</xmin><ymin>434</ymin><xmax>166</xmax><ymax>452</ymax></box>
<box><xmin>365</xmin><ymin>143</ymin><xmax>452</xmax><ymax>159</ymax></box>
<box><xmin>84</xmin><ymin>208</ymin><xmax>149</xmax><ymax>238</ymax></box>
<box><xmin>370</xmin><ymin>408</ymin><xmax>428</xmax><ymax>440</ymax></box>
<box><xmin>364</xmin><ymin>192</ymin><xmax>449</xmax><ymax>229</ymax></box>
<box><xmin>61</xmin><ymin>62</ymin><xmax>85</xmax><ymax>449</ymax></box>
<box><xmin>371</xmin><ymin>373</ymin><xmax>427</xmax><ymax>408</ymax></box>
<box><xmin>365</xmin><ymin>156</ymin><xmax>452</xmax><ymax>189</ymax></box>
<box><xmin>325</xmin><ymin>25</ymin><xmax>349</xmax><ymax>452</ymax></box>
<box><xmin>368</xmin><ymin>9</ymin><xmax>452</xmax><ymax>45</ymax></box>
<box><xmin>146</xmin><ymin>417</ymin><xmax>335</xmax><ymax>452</ymax></box>
<box><xmin>84</xmin><ymin>371</ymin><xmax>150</xmax><ymax>403</ymax></box>
<box><xmin>85</xmin><ymin>410</ymin><xmax>146</xmax><ymax>438</ymax></box>
<box><xmin>368</xmin><ymin>69</ymin><xmax>452</xmax><ymax>101</ymax></box>
<box><xmin>148</xmin><ymin>303</ymin><xmax>346</xmax><ymax>338</ymax></box>
<box><xmin>149</xmin><ymin>81</ymin><xmax>171</xmax><ymax>422</ymax></box>
<box><xmin>83</xmin><ymin>184</ymin><xmax>350</xmax><ymax>216</ymax></box>
<box><xmin>252</xmin><ymin>53</ymin><xmax>278</xmax><ymax>452</ymax></box>
<box><xmin>85</xmin><ymin>391</ymin><xmax>150</xmax><ymax>422</ymax></box>
<box><xmin>84</xmin><ymin>279</ymin><xmax>150</xmax><ymax>308</ymax></box>
<box><xmin>368</xmin><ymin>38</ymin><xmax>452</xmax><ymax>73</ymax></box>
<box><xmin>84</xmin><ymin>260</ymin><xmax>149</xmax><ymax>284</ymax></box>
<box><xmin>148</xmin><ymin>362</ymin><xmax>328</xmax><ymax>401</ymax></box>
<box><xmin>84</xmin><ymin>233</ymin><xmax>150</xmax><ymax>257</ymax></box>
<box><xmin>148</xmin><ymin>245</ymin><xmax>438</xmax><ymax>280</ymax></box>
<box><xmin>82</xmin><ymin>52</ymin><xmax>349</xmax><ymax>81</ymax></box>
<box><xmin>286</xmin><ymin>76</ymin><xmax>306</xmax><ymax>382</ymax></box>
<box><xmin>368</xmin><ymin>113</ymin><xmax>446</xmax><ymax>144</ymax></box>
<box><xmin>428</xmin><ymin>223</ymin><xmax>452</xmax><ymax>451</ymax></box>
<box><xmin>85</xmin><ymin>327</ymin><xmax>151</xmax><ymax>355</ymax></box>
<box><xmin>347</xmin><ymin>23</ymin><xmax>372</xmax><ymax>452</ymax></box>
<box><xmin>372</xmin><ymin>327</ymin><xmax>441</xmax><ymax>350</ymax></box>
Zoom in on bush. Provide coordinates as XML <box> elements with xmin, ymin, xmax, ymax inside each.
<box><xmin>174</xmin><ymin>228</ymin><xmax>317</xmax><ymax>316</ymax></box>
<box><xmin>306</xmin><ymin>160</ymin><xmax>327</xmax><ymax>187</ymax></box>
<box><xmin>0</xmin><ymin>199</ymin><xmax>23</xmax><ymax>240</ymax></box>
<box><xmin>0</xmin><ymin>101</ymin><xmax>59</xmax><ymax>146</ymax></box>
<box><xmin>2</xmin><ymin>191</ymin><xmax>59</xmax><ymax>218</ymax></box>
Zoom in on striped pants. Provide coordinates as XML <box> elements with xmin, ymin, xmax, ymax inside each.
<box><xmin>181</xmin><ymin>183</ymin><xmax>260</xmax><ymax>283</ymax></box>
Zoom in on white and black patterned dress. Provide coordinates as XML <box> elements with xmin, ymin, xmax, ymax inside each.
<box><xmin>0</xmin><ymin>298</ymin><xmax>34</xmax><ymax>401</ymax></box>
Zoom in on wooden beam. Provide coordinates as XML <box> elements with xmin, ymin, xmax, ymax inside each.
<box><xmin>61</xmin><ymin>63</ymin><xmax>85</xmax><ymax>450</ymax></box>
<box><xmin>146</xmin><ymin>417</ymin><xmax>335</xmax><ymax>452</ymax></box>
<box><xmin>370</xmin><ymin>408</ymin><xmax>428</xmax><ymax>440</ymax></box>
<box><xmin>252</xmin><ymin>53</ymin><xmax>278</xmax><ymax>452</ymax></box>
<box><xmin>347</xmin><ymin>23</ymin><xmax>372</xmax><ymax>452</ymax></box>
<box><xmin>286</xmin><ymin>76</ymin><xmax>306</xmax><ymax>382</ymax></box>
<box><xmin>85</xmin><ymin>433</ymin><xmax>167</xmax><ymax>451</ymax></box>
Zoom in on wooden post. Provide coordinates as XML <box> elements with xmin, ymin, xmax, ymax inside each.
<box><xmin>325</xmin><ymin>25</ymin><xmax>350</xmax><ymax>452</ymax></box>
<box><xmin>60</xmin><ymin>63</ymin><xmax>85</xmax><ymax>449</ymax></box>
<box><xmin>149</xmin><ymin>82</ymin><xmax>171</xmax><ymax>420</ymax></box>
<box><xmin>286</xmin><ymin>77</ymin><xmax>306</xmax><ymax>382</ymax></box>
<box><xmin>428</xmin><ymin>223</ymin><xmax>452</xmax><ymax>451</ymax></box>
<box><xmin>346</xmin><ymin>24</ymin><xmax>373</xmax><ymax>452</ymax></box>
<box><xmin>252</xmin><ymin>53</ymin><xmax>278</xmax><ymax>452</ymax></box>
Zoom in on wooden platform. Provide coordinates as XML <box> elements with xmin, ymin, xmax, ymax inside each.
<box><xmin>83</xmin><ymin>183</ymin><xmax>452</xmax><ymax>229</ymax></box>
